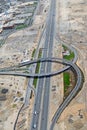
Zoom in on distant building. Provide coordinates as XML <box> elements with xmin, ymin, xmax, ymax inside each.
<box><xmin>3</xmin><ymin>23</ymin><xmax>14</xmax><ymax>29</ymax></box>
<box><xmin>12</xmin><ymin>19</ymin><xmax>26</xmax><ymax>25</ymax></box>
<box><xmin>17</xmin><ymin>1</ymin><xmax>35</xmax><ymax>8</ymax></box>
<box><xmin>62</xmin><ymin>50</ymin><xmax>70</xmax><ymax>56</ymax></box>
<box><xmin>16</xmin><ymin>13</ymin><xmax>32</xmax><ymax>19</ymax></box>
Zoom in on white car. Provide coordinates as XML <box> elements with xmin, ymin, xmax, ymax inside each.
<box><xmin>33</xmin><ymin>124</ymin><xmax>36</xmax><ymax>128</ymax></box>
<box><xmin>34</xmin><ymin>111</ymin><xmax>37</xmax><ymax>115</ymax></box>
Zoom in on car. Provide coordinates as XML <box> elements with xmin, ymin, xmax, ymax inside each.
<box><xmin>34</xmin><ymin>111</ymin><xmax>37</xmax><ymax>115</ymax></box>
<box><xmin>33</xmin><ymin>124</ymin><xmax>36</xmax><ymax>128</ymax></box>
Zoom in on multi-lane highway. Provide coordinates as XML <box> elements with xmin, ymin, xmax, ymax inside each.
<box><xmin>30</xmin><ymin>0</ymin><xmax>56</xmax><ymax>129</ymax></box>
<box><xmin>39</xmin><ymin>0</ymin><xmax>56</xmax><ymax>130</ymax></box>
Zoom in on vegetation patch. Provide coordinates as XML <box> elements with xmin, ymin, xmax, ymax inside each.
<box><xmin>63</xmin><ymin>72</ymin><xmax>70</xmax><ymax>93</ymax></box>
<box><xmin>32</xmin><ymin>48</ymin><xmax>36</xmax><ymax>58</ymax></box>
<box><xmin>16</xmin><ymin>24</ymin><xmax>28</xmax><ymax>30</ymax></box>
<box><xmin>63</xmin><ymin>45</ymin><xmax>75</xmax><ymax>97</ymax></box>
<box><xmin>63</xmin><ymin>51</ymin><xmax>74</xmax><ymax>60</ymax></box>
<box><xmin>62</xmin><ymin>45</ymin><xmax>68</xmax><ymax>51</ymax></box>
<box><xmin>62</xmin><ymin>45</ymin><xmax>74</xmax><ymax>61</ymax></box>
<box><xmin>33</xmin><ymin>78</ymin><xmax>38</xmax><ymax>88</ymax></box>
<box><xmin>12</xmin><ymin>104</ymin><xmax>17</xmax><ymax>108</ymax></box>
<box><xmin>33</xmin><ymin>49</ymin><xmax>42</xmax><ymax>88</ymax></box>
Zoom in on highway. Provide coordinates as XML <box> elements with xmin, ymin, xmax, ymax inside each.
<box><xmin>40</xmin><ymin>0</ymin><xmax>56</xmax><ymax>130</ymax></box>
<box><xmin>0</xmin><ymin>58</ymin><xmax>80</xmax><ymax>77</ymax></box>
<box><xmin>0</xmin><ymin>0</ymin><xmax>83</xmax><ymax>130</ymax></box>
<box><xmin>30</xmin><ymin>0</ymin><xmax>56</xmax><ymax>129</ymax></box>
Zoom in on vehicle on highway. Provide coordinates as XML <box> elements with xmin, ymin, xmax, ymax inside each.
<box><xmin>33</xmin><ymin>124</ymin><xmax>36</xmax><ymax>129</ymax></box>
<box><xmin>34</xmin><ymin>111</ymin><xmax>37</xmax><ymax>115</ymax></box>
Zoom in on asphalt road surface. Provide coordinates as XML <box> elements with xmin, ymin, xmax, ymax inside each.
<box><xmin>30</xmin><ymin>0</ymin><xmax>56</xmax><ymax>130</ymax></box>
